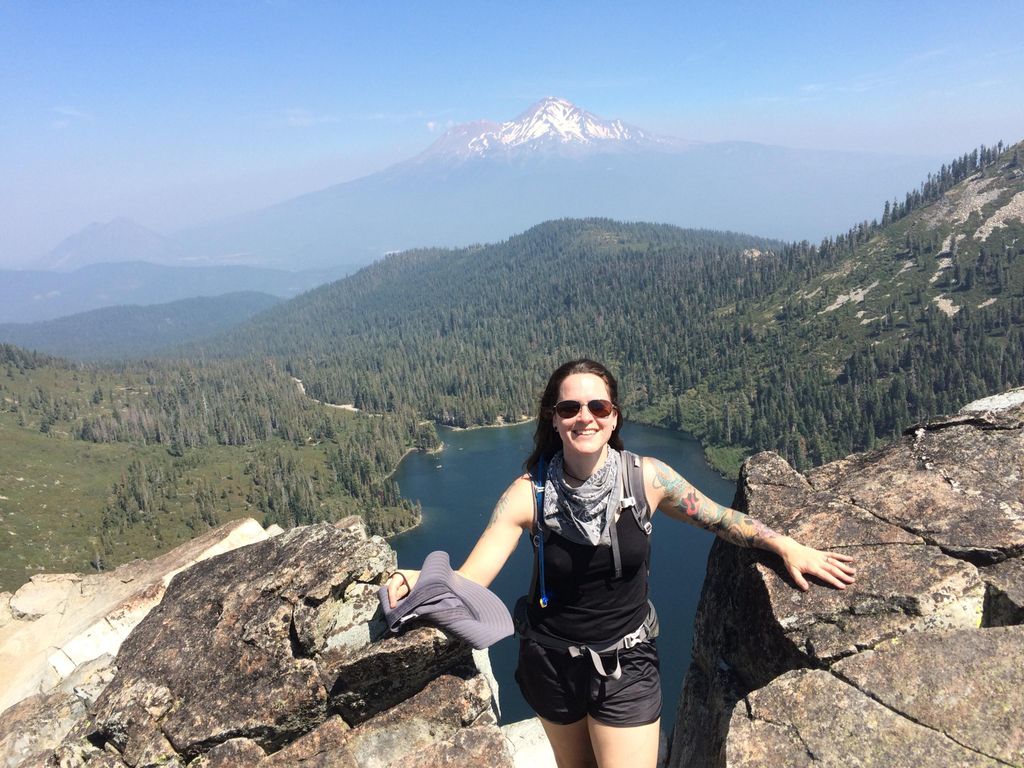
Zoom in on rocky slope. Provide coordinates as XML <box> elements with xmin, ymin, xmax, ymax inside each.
<box><xmin>669</xmin><ymin>388</ymin><xmax>1024</xmax><ymax>767</ymax></box>
<box><xmin>1</xmin><ymin>517</ymin><xmax>512</xmax><ymax>767</ymax></box>
<box><xmin>0</xmin><ymin>518</ymin><xmax>278</xmax><ymax>716</ymax></box>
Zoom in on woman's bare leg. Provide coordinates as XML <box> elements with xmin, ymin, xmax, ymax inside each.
<box><xmin>587</xmin><ymin>717</ymin><xmax>659</xmax><ymax>768</ymax></box>
<box><xmin>538</xmin><ymin>715</ymin><xmax>598</xmax><ymax>768</ymax></box>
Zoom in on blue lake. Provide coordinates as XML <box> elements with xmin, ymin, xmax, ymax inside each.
<box><xmin>392</xmin><ymin>420</ymin><xmax>736</xmax><ymax>724</ymax></box>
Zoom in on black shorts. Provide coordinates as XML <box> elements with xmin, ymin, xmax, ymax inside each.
<box><xmin>514</xmin><ymin>638</ymin><xmax>661</xmax><ymax>727</ymax></box>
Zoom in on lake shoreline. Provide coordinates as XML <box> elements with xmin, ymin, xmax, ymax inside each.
<box><xmin>439</xmin><ymin>416</ymin><xmax>534</xmax><ymax>432</ymax></box>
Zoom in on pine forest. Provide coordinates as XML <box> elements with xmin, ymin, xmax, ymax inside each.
<box><xmin>2</xmin><ymin>141</ymin><xmax>1022</xmax><ymax>591</ymax></box>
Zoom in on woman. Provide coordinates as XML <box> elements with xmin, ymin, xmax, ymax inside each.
<box><xmin>385</xmin><ymin>359</ymin><xmax>855</xmax><ymax>768</ymax></box>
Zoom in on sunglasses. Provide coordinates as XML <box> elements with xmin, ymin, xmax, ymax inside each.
<box><xmin>553</xmin><ymin>399</ymin><xmax>617</xmax><ymax>419</ymax></box>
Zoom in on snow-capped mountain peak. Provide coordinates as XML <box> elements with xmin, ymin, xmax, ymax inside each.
<box><xmin>416</xmin><ymin>97</ymin><xmax>671</xmax><ymax>162</ymax></box>
<box><xmin>491</xmin><ymin>96</ymin><xmax>643</xmax><ymax>148</ymax></box>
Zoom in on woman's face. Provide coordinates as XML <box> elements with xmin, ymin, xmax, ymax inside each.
<box><xmin>552</xmin><ymin>373</ymin><xmax>618</xmax><ymax>460</ymax></box>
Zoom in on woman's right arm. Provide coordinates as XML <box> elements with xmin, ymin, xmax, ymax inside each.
<box><xmin>384</xmin><ymin>475</ymin><xmax>535</xmax><ymax>607</ymax></box>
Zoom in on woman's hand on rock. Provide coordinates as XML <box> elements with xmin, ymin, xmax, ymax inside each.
<box><xmin>778</xmin><ymin>539</ymin><xmax>857</xmax><ymax>591</ymax></box>
<box><xmin>385</xmin><ymin>569</ymin><xmax>420</xmax><ymax>608</ymax></box>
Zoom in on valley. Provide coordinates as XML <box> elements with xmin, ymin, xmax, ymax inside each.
<box><xmin>1</xmin><ymin>140</ymin><xmax>1023</xmax><ymax>597</ymax></box>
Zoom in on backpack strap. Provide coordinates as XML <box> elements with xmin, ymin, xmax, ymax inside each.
<box><xmin>609</xmin><ymin>451</ymin><xmax>652</xmax><ymax>579</ymax></box>
<box><xmin>626</xmin><ymin>452</ymin><xmax>653</xmax><ymax>535</ymax></box>
<box><xmin>531</xmin><ymin>457</ymin><xmax>549</xmax><ymax>608</ymax></box>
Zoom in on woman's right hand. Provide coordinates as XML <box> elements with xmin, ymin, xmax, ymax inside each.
<box><xmin>384</xmin><ymin>569</ymin><xmax>420</xmax><ymax>608</ymax></box>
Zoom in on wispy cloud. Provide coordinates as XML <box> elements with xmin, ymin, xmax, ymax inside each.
<box><xmin>777</xmin><ymin>46</ymin><xmax>962</xmax><ymax>105</ymax></box>
<box><xmin>747</xmin><ymin>94</ymin><xmax>787</xmax><ymax>106</ymax></box>
<box><xmin>837</xmin><ymin>72</ymin><xmax>906</xmax><ymax>94</ymax></box>
<box><xmin>53</xmin><ymin>106</ymin><xmax>91</xmax><ymax>119</ymax></box>
<box><xmin>285</xmin><ymin>108</ymin><xmax>341</xmax><ymax>127</ymax></box>
<box><xmin>425</xmin><ymin>119</ymin><xmax>456</xmax><ymax>133</ymax></box>
<box><xmin>48</xmin><ymin>105</ymin><xmax>91</xmax><ymax>130</ymax></box>
<box><xmin>354</xmin><ymin>108</ymin><xmax>450</xmax><ymax>123</ymax></box>
<box><xmin>906</xmin><ymin>47</ymin><xmax>950</xmax><ymax>64</ymax></box>
<box><xmin>287</xmin><ymin>106</ymin><xmax>460</xmax><ymax>131</ymax></box>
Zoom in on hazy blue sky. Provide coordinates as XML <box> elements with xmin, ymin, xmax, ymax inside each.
<box><xmin>3</xmin><ymin>0</ymin><xmax>1023</xmax><ymax>264</ymax></box>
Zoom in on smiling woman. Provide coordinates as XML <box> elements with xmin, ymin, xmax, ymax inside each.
<box><xmin>384</xmin><ymin>359</ymin><xmax>856</xmax><ymax>768</ymax></box>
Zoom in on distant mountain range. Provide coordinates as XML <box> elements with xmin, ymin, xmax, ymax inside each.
<box><xmin>0</xmin><ymin>292</ymin><xmax>282</xmax><ymax>361</ymax></box>
<box><xmin>38</xmin><ymin>97</ymin><xmax>945</xmax><ymax>272</ymax></box>
<box><xmin>36</xmin><ymin>217</ymin><xmax>184</xmax><ymax>271</ymax></box>
<box><xmin>0</xmin><ymin>261</ymin><xmax>349</xmax><ymax>323</ymax></box>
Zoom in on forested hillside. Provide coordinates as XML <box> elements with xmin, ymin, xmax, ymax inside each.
<box><xmin>0</xmin><ymin>343</ymin><xmax>435</xmax><ymax>591</ymax></box>
<box><xmin>205</xmin><ymin>224</ymin><xmax>784</xmax><ymax>428</ymax></box>
<box><xmin>200</xmin><ymin>141</ymin><xmax>1024</xmax><ymax>475</ymax></box>
<box><xmin>0</xmin><ymin>292</ymin><xmax>282</xmax><ymax>361</ymax></box>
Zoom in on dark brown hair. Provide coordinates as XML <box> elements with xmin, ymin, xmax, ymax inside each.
<box><xmin>524</xmin><ymin>359</ymin><xmax>624</xmax><ymax>473</ymax></box>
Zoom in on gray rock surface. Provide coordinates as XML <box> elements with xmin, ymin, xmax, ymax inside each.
<box><xmin>669</xmin><ymin>391</ymin><xmax>1024</xmax><ymax>767</ymax></box>
<box><xmin>0</xmin><ymin>691</ymin><xmax>84</xmax><ymax>768</ymax></box>
<box><xmin>833</xmin><ymin>626</ymin><xmax>1024</xmax><ymax>766</ymax></box>
<box><xmin>727</xmin><ymin>669</ymin><xmax>1001</xmax><ymax>767</ymax></box>
<box><xmin>10</xmin><ymin>516</ymin><xmax>511</xmax><ymax>767</ymax></box>
<box><xmin>502</xmin><ymin>718</ymin><xmax>557</xmax><ymax>768</ymax></box>
<box><xmin>0</xmin><ymin>517</ymin><xmax>274</xmax><ymax>718</ymax></box>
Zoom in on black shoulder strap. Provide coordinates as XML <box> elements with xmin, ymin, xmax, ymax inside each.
<box><xmin>617</xmin><ymin>451</ymin><xmax>651</xmax><ymax>532</ymax></box>
<box><xmin>609</xmin><ymin>450</ymin><xmax>653</xmax><ymax>580</ymax></box>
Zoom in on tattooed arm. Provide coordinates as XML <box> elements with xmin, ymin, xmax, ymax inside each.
<box><xmin>647</xmin><ymin>457</ymin><xmax>780</xmax><ymax>547</ymax></box>
<box><xmin>644</xmin><ymin>457</ymin><xmax>856</xmax><ymax>590</ymax></box>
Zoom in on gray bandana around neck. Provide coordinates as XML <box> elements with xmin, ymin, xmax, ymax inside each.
<box><xmin>542</xmin><ymin>448</ymin><xmax>622</xmax><ymax>547</ymax></box>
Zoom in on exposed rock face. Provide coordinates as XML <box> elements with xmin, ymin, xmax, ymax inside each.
<box><xmin>0</xmin><ymin>692</ymin><xmax>85</xmax><ymax>768</ymax></box>
<box><xmin>4</xmin><ymin>516</ymin><xmax>511</xmax><ymax>767</ymax></box>
<box><xmin>669</xmin><ymin>388</ymin><xmax>1024</xmax><ymax>767</ymax></box>
<box><xmin>0</xmin><ymin>517</ymin><xmax>275</xmax><ymax>715</ymax></box>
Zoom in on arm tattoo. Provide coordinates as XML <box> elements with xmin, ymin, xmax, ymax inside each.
<box><xmin>486</xmin><ymin>490</ymin><xmax>512</xmax><ymax>531</ymax></box>
<box><xmin>682</xmin><ymin>490</ymin><xmax>701</xmax><ymax>518</ymax></box>
<box><xmin>651</xmin><ymin>459</ymin><xmax>780</xmax><ymax>548</ymax></box>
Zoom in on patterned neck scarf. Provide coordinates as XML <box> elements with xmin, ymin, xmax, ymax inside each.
<box><xmin>542</xmin><ymin>448</ymin><xmax>622</xmax><ymax>547</ymax></box>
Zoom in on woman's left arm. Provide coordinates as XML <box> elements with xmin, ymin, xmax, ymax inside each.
<box><xmin>644</xmin><ymin>457</ymin><xmax>856</xmax><ymax>591</ymax></box>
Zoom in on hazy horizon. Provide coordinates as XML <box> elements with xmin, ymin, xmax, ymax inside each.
<box><xmin>2</xmin><ymin>0</ymin><xmax>1023</xmax><ymax>266</ymax></box>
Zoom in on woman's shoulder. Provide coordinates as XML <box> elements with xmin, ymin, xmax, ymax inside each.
<box><xmin>635</xmin><ymin>455</ymin><xmax>678</xmax><ymax>506</ymax></box>
<box><xmin>513</xmin><ymin>471</ymin><xmax>535</xmax><ymax>485</ymax></box>
<box><xmin>633</xmin><ymin>453</ymin><xmax>671</xmax><ymax>473</ymax></box>
<box><xmin>505</xmin><ymin>473</ymin><xmax>539</xmax><ymax>505</ymax></box>
<box><xmin>623</xmin><ymin>452</ymin><xmax>659</xmax><ymax>478</ymax></box>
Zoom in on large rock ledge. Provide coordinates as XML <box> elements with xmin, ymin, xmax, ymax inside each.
<box><xmin>1</xmin><ymin>518</ymin><xmax>280</xmax><ymax>716</ymax></box>
<box><xmin>1</xmin><ymin>517</ymin><xmax>512</xmax><ymax>767</ymax></box>
<box><xmin>669</xmin><ymin>388</ymin><xmax>1024</xmax><ymax>767</ymax></box>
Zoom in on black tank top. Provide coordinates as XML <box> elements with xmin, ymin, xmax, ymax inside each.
<box><xmin>527</xmin><ymin>479</ymin><xmax>651</xmax><ymax>645</ymax></box>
